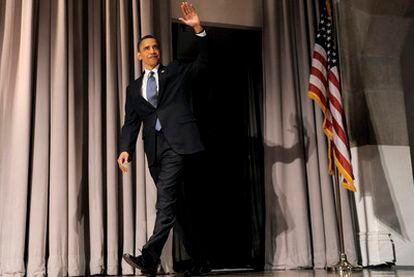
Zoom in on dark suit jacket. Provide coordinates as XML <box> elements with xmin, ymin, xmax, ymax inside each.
<box><xmin>120</xmin><ymin>34</ymin><xmax>208</xmax><ymax>166</ymax></box>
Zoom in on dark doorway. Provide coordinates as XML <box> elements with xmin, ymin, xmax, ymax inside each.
<box><xmin>172</xmin><ymin>23</ymin><xmax>265</xmax><ymax>271</ymax></box>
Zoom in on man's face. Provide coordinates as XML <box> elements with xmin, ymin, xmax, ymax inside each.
<box><xmin>137</xmin><ymin>38</ymin><xmax>160</xmax><ymax>70</ymax></box>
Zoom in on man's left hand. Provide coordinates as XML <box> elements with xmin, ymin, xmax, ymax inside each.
<box><xmin>178</xmin><ymin>2</ymin><xmax>203</xmax><ymax>33</ymax></box>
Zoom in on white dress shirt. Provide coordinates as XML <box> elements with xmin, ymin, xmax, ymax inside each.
<box><xmin>142</xmin><ymin>64</ymin><xmax>160</xmax><ymax>101</ymax></box>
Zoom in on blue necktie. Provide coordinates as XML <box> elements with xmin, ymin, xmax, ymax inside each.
<box><xmin>146</xmin><ymin>71</ymin><xmax>161</xmax><ymax>130</ymax></box>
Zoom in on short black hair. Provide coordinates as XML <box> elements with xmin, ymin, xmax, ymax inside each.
<box><xmin>137</xmin><ymin>35</ymin><xmax>160</xmax><ymax>52</ymax></box>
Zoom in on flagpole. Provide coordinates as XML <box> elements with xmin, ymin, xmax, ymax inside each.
<box><xmin>327</xmin><ymin>0</ymin><xmax>362</xmax><ymax>271</ymax></box>
<box><xmin>327</xmin><ymin>166</ymin><xmax>361</xmax><ymax>272</ymax></box>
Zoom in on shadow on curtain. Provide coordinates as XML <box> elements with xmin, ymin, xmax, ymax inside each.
<box><xmin>262</xmin><ymin>0</ymin><xmax>358</xmax><ymax>269</ymax></box>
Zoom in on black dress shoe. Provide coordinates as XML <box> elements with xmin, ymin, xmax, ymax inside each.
<box><xmin>184</xmin><ymin>260</ymin><xmax>211</xmax><ymax>276</ymax></box>
<box><xmin>123</xmin><ymin>253</ymin><xmax>159</xmax><ymax>276</ymax></box>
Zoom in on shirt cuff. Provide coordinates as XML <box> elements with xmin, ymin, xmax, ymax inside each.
<box><xmin>195</xmin><ymin>30</ymin><xmax>206</xmax><ymax>37</ymax></box>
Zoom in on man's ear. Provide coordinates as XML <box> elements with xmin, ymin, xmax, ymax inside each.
<box><xmin>136</xmin><ymin>52</ymin><xmax>142</xmax><ymax>61</ymax></box>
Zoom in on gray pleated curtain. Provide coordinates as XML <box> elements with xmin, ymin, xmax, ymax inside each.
<box><xmin>0</xmin><ymin>0</ymin><xmax>174</xmax><ymax>275</ymax></box>
<box><xmin>0</xmin><ymin>0</ymin><xmax>359</xmax><ymax>276</ymax></box>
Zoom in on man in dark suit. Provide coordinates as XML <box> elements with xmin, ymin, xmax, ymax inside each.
<box><xmin>117</xmin><ymin>2</ymin><xmax>208</xmax><ymax>276</ymax></box>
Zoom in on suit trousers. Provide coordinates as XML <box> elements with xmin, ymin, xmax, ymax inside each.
<box><xmin>143</xmin><ymin>130</ymin><xmax>184</xmax><ymax>262</ymax></box>
<box><xmin>143</xmin><ymin>130</ymin><xmax>207</xmax><ymax>264</ymax></box>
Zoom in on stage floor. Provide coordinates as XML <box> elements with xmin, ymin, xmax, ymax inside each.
<box><xmin>206</xmin><ymin>268</ymin><xmax>412</xmax><ymax>276</ymax></box>
<box><xmin>212</xmin><ymin>268</ymin><xmax>414</xmax><ymax>276</ymax></box>
<box><xmin>107</xmin><ymin>267</ymin><xmax>414</xmax><ymax>277</ymax></box>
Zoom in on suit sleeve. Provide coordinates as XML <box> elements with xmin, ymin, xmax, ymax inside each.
<box><xmin>187</xmin><ymin>33</ymin><xmax>208</xmax><ymax>79</ymax></box>
<box><xmin>119</xmin><ymin>85</ymin><xmax>141</xmax><ymax>161</ymax></box>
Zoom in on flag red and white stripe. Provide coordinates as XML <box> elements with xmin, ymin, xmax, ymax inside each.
<box><xmin>308</xmin><ymin>4</ymin><xmax>356</xmax><ymax>192</ymax></box>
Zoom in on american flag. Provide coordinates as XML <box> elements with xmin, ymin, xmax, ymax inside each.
<box><xmin>308</xmin><ymin>4</ymin><xmax>356</xmax><ymax>192</ymax></box>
